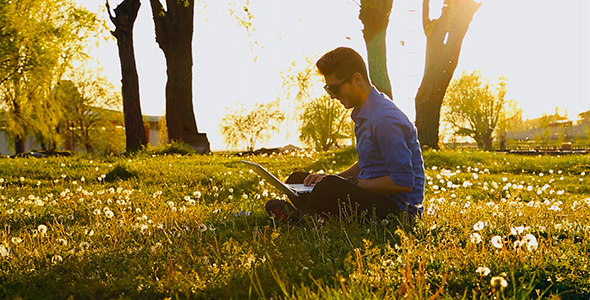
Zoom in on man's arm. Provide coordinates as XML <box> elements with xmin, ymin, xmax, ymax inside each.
<box><xmin>337</xmin><ymin>161</ymin><xmax>361</xmax><ymax>178</ymax></box>
<box><xmin>303</xmin><ymin>161</ymin><xmax>361</xmax><ymax>186</ymax></box>
<box><xmin>357</xmin><ymin>175</ymin><xmax>412</xmax><ymax>195</ymax></box>
<box><xmin>338</xmin><ymin>161</ymin><xmax>412</xmax><ymax>194</ymax></box>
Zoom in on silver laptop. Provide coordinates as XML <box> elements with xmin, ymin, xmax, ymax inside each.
<box><xmin>241</xmin><ymin>161</ymin><xmax>313</xmax><ymax>198</ymax></box>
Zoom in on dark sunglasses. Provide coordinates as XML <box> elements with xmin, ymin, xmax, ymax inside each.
<box><xmin>324</xmin><ymin>76</ymin><xmax>352</xmax><ymax>95</ymax></box>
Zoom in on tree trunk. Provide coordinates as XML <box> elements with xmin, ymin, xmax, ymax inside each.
<box><xmin>415</xmin><ymin>0</ymin><xmax>480</xmax><ymax>149</ymax></box>
<box><xmin>360</xmin><ymin>0</ymin><xmax>393</xmax><ymax>99</ymax></box>
<box><xmin>149</xmin><ymin>0</ymin><xmax>210</xmax><ymax>154</ymax></box>
<box><xmin>15</xmin><ymin>137</ymin><xmax>25</xmax><ymax>154</ymax></box>
<box><xmin>482</xmin><ymin>129</ymin><xmax>493</xmax><ymax>151</ymax></box>
<box><xmin>107</xmin><ymin>0</ymin><xmax>148</xmax><ymax>153</ymax></box>
<box><xmin>12</xmin><ymin>101</ymin><xmax>25</xmax><ymax>154</ymax></box>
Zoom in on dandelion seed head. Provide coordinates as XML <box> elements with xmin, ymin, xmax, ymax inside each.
<box><xmin>522</xmin><ymin>233</ymin><xmax>538</xmax><ymax>251</ymax></box>
<box><xmin>491</xmin><ymin>236</ymin><xmax>503</xmax><ymax>249</ymax></box>
<box><xmin>473</xmin><ymin>221</ymin><xmax>485</xmax><ymax>231</ymax></box>
<box><xmin>490</xmin><ymin>276</ymin><xmax>508</xmax><ymax>289</ymax></box>
<box><xmin>37</xmin><ymin>224</ymin><xmax>48</xmax><ymax>236</ymax></box>
<box><xmin>476</xmin><ymin>266</ymin><xmax>491</xmax><ymax>276</ymax></box>
<box><xmin>470</xmin><ymin>232</ymin><xmax>482</xmax><ymax>244</ymax></box>
<box><xmin>0</xmin><ymin>245</ymin><xmax>10</xmax><ymax>257</ymax></box>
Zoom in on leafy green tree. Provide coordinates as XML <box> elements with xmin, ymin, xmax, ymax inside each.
<box><xmin>219</xmin><ymin>101</ymin><xmax>284</xmax><ymax>152</ymax></box>
<box><xmin>443</xmin><ymin>71</ymin><xmax>520</xmax><ymax>150</ymax></box>
<box><xmin>0</xmin><ymin>0</ymin><xmax>103</xmax><ymax>153</ymax></box>
<box><xmin>299</xmin><ymin>94</ymin><xmax>354</xmax><ymax>151</ymax></box>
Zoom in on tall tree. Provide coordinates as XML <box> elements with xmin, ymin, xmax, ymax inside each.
<box><xmin>359</xmin><ymin>0</ymin><xmax>393</xmax><ymax>99</ymax></box>
<box><xmin>414</xmin><ymin>0</ymin><xmax>481</xmax><ymax>149</ymax></box>
<box><xmin>107</xmin><ymin>0</ymin><xmax>148</xmax><ymax>152</ymax></box>
<box><xmin>149</xmin><ymin>0</ymin><xmax>210</xmax><ymax>154</ymax></box>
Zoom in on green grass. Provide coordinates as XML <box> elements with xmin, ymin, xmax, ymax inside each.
<box><xmin>0</xmin><ymin>147</ymin><xmax>589</xmax><ymax>299</ymax></box>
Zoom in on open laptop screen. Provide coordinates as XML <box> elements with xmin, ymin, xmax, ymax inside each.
<box><xmin>241</xmin><ymin>161</ymin><xmax>313</xmax><ymax>198</ymax></box>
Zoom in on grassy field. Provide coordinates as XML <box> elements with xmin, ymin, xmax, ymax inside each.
<box><xmin>0</xmin><ymin>146</ymin><xmax>589</xmax><ymax>299</ymax></box>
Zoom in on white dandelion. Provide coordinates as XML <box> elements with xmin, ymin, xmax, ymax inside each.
<box><xmin>490</xmin><ymin>276</ymin><xmax>508</xmax><ymax>290</ymax></box>
<box><xmin>476</xmin><ymin>266</ymin><xmax>491</xmax><ymax>276</ymax></box>
<box><xmin>473</xmin><ymin>221</ymin><xmax>485</xmax><ymax>231</ymax></box>
<box><xmin>38</xmin><ymin>224</ymin><xmax>48</xmax><ymax>236</ymax></box>
<box><xmin>0</xmin><ymin>245</ymin><xmax>9</xmax><ymax>257</ymax></box>
<box><xmin>491</xmin><ymin>236</ymin><xmax>503</xmax><ymax>249</ymax></box>
<box><xmin>470</xmin><ymin>232</ymin><xmax>482</xmax><ymax>244</ymax></box>
<box><xmin>522</xmin><ymin>233</ymin><xmax>538</xmax><ymax>251</ymax></box>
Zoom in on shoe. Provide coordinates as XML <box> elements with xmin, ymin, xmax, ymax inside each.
<box><xmin>265</xmin><ymin>199</ymin><xmax>299</xmax><ymax>222</ymax></box>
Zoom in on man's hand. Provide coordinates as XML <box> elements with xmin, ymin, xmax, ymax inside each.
<box><xmin>303</xmin><ymin>173</ymin><xmax>331</xmax><ymax>186</ymax></box>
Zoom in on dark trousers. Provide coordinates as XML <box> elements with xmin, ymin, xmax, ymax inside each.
<box><xmin>285</xmin><ymin>172</ymin><xmax>403</xmax><ymax>220</ymax></box>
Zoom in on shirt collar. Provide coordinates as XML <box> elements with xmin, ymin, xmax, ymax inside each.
<box><xmin>351</xmin><ymin>87</ymin><xmax>380</xmax><ymax>122</ymax></box>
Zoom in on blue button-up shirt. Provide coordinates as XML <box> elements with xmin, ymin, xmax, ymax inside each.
<box><xmin>351</xmin><ymin>88</ymin><xmax>425</xmax><ymax>213</ymax></box>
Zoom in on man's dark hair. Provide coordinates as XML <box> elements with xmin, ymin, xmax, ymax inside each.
<box><xmin>316</xmin><ymin>47</ymin><xmax>370</xmax><ymax>83</ymax></box>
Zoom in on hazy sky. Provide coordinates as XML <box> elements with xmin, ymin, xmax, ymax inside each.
<box><xmin>77</xmin><ymin>0</ymin><xmax>590</xmax><ymax>150</ymax></box>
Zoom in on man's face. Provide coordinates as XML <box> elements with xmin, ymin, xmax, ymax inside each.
<box><xmin>323</xmin><ymin>73</ymin><xmax>360</xmax><ymax>109</ymax></box>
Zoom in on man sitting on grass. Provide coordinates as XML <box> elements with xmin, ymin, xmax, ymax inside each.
<box><xmin>265</xmin><ymin>47</ymin><xmax>425</xmax><ymax>222</ymax></box>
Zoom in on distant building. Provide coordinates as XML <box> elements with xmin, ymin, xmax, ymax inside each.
<box><xmin>505</xmin><ymin>113</ymin><xmax>587</xmax><ymax>141</ymax></box>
